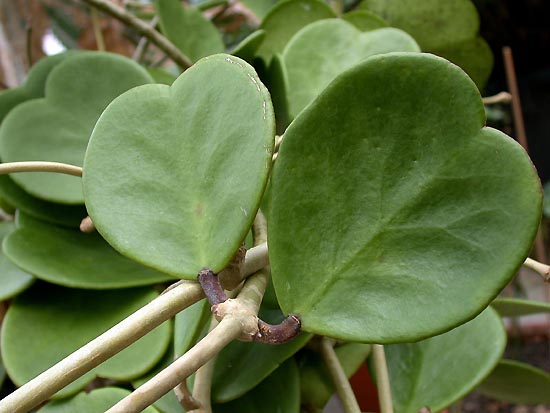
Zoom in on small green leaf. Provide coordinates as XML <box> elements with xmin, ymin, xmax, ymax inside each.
<box><xmin>299</xmin><ymin>342</ymin><xmax>371</xmax><ymax>408</ymax></box>
<box><xmin>0</xmin><ymin>221</ymin><xmax>34</xmax><ymax>300</ymax></box>
<box><xmin>269</xmin><ymin>53</ymin><xmax>541</xmax><ymax>342</ymax></box>
<box><xmin>3</xmin><ymin>215</ymin><xmax>177</xmax><ymax>289</ymax></box>
<box><xmin>174</xmin><ymin>298</ymin><xmax>211</xmax><ymax>357</ymax></box>
<box><xmin>386</xmin><ymin>307</ymin><xmax>506</xmax><ymax>413</ymax></box>
<box><xmin>156</xmin><ymin>0</ymin><xmax>224</xmax><ymax>62</ymax></box>
<box><xmin>83</xmin><ymin>54</ymin><xmax>275</xmax><ymax>278</ymax></box>
<box><xmin>477</xmin><ymin>360</ymin><xmax>550</xmax><ymax>404</ymax></box>
<box><xmin>342</xmin><ymin>10</ymin><xmax>389</xmax><ymax>31</ymax></box>
<box><xmin>2</xmin><ymin>285</ymin><xmax>171</xmax><ymax>397</ymax></box>
<box><xmin>146</xmin><ymin>68</ymin><xmax>178</xmax><ymax>85</ymax></box>
<box><xmin>38</xmin><ymin>387</ymin><xmax>160</xmax><ymax>413</ymax></box>
<box><xmin>213</xmin><ymin>358</ymin><xmax>300</xmax><ymax>413</ymax></box>
<box><xmin>0</xmin><ymin>52</ymin><xmax>153</xmax><ymax>204</ymax></box>
<box><xmin>491</xmin><ymin>297</ymin><xmax>550</xmax><ymax>317</ymax></box>
<box><xmin>256</xmin><ymin>0</ymin><xmax>336</xmax><ymax>63</ymax></box>
<box><xmin>231</xmin><ymin>30</ymin><xmax>266</xmax><ymax>63</ymax></box>
<box><xmin>283</xmin><ymin>19</ymin><xmax>419</xmax><ymax>119</ymax></box>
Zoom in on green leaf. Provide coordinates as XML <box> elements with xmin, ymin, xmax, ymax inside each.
<box><xmin>0</xmin><ymin>221</ymin><xmax>34</xmax><ymax>300</ymax></box>
<box><xmin>231</xmin><ymin>30</ymin><xmax>266</xmax><ymax>63</ymax></box>
<box><xmin>156</xmin><ymin>0</ymin><xmax>224</xmax><ymax>62</ymax></box>
<box><xmin>491</xmin><ymin>297</ymin><xmax>550</xmax><ymax>317</ymax></box>
<box><xmin>83</xmin><ymin>54</ymin><xmax>275</xmax><ymax>278</ymax></box>
<box><xmin>386</xmin><ymin>307</ymin><xmax>506</xmax><ymax>413</ymax></box>
<box><xmin>0</xmin><ymin>52</ymin><xmax>153</xmax><ymax>204</ymax></box>
<box><xmin>240</xmin><ymin>0</ymin><xmax>279</xmax><ymax>19</ymax></box>
<box><xmin>0</xmin><ymin>175</ymin><xmax>86</xmax><ymax>228</ymax></box>
<box><xmin>342</xmin><ymin>10</ymin><xmax>389</xmax><ymax>32</ymax></box>
<box><xmin>477</xmin><ymin>360</ymin><xmax>550</xmax><ymax>404</ymax></box>
<box><xmin>3</xmin><ymin>215</ymin><xmax>177</xmax><ymax>289</ymax></box>
<box><xmin>299</xmin><ymin>342</ymin><xmax>371</xmax><ymax>408</ymax></box>
<box><xmin>283</xmin><ymin>19</ymin><xmax>419</xmax><ymax>119</ymax></box>
<box><xmin>146</xmin><ymin>68</ymin><xmax>178</xmax><ymax>85</ymax></box>
<box><xmin>211</xmin><ymin>302</ymin><xmax>312</xmax><ymax>402</ymax></box>
<box><xmin>0</xmin><ymin>358</ymin><xmax>6</xmax><ymax>389</ymax></box>
<box><xmin>269</xmin><ymin>53</ymin><xmax>541</xmax><ymax>343</ymax></box>
<box><xmin>213</xmin><ymin>358</ymin><xmax>300</xmax><ymax>413</ymax></box>
<box><xmin>174</xmin><ymin>298</ymin><xmax>211</xmax><ymax>357</ymax></box>
<box><xmin>2</xmin><ymin>285</ymin><xmax>171</xmax><ymax>397</ymax></box>
<box><xmin>38</xmin><ymin>387</ymin><xmax>160</xmax><ymax>413</ymax></box>
<box><xmin>256</xmin><ymin>0</ymin><xmax>336</xmax><ymax>63</ymax></box>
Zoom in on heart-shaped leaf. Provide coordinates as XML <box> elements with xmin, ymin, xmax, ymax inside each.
<box><xmin>0</xmin><ymin>221</ymin><xmax>34</xmax><ymax>300</ymax></box>
<box><xmin>1</xmin><ymin>285</ymin><xmax>171</xmax><ymax>397</ymax></box>
<box><xmin>38</xmin><ymin>387</ymin><xmax>160</xmax><ymax>413</ymax></box>
<box><xmin>156</xmin><ymin>0</ymin><xmax>224</xmax><ymax>62</ymax></box>
<box><xmin>3</xmin><ymin>214</ymin><xmax>177</xmax><ymax>289</ymax></box>
<box><xmin>213</xmin><ymin>358</ymin><xmax>300</xmax><ymax>413</ymax></box>
<box><xmin>491</xmin><ymin>297</ymin><xmax>550</xmax><ymax>317</ymax></box>
<box><xmin>342</xmin><ymin>10</ymin><xmax>389</xmax><ymax>32</ymax></box>
<box><xmin>283</xmin><ymin>19</ymin><xmax>419</xmax><ymax>119</ymax></box>
<box><xmin>386</xmin><ymin>307</ymin><xmax>506</xmax><ymax>413</ymax></box>
<box><xmin>231</xmin><ymin>30</ymin><xmax>266</xmax><ymax>63</ymax></box>
<box><xmin>83</xmin><ymin>54</ymin><xmax>275</xmax><ymax>278</ymax></box>
<box><xmin>477</xmin><ymin>360</ymin><xmax>550</xmax><ymax>404</ymax></box>
<box><xmin>0</xmin><ymin>52</ymin><xmax>153</xmax><ymax>204</ymax></box>
<box><xmin>256</xmin><ymin>0</ymin><xmax>336</xmax><ymax>63</ymax></box>
<box><xmin>269</xmin><ymin>53</ymin><xmax>541</xmax><ymax>343</ymax></box>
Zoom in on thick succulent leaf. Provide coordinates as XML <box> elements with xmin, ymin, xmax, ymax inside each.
<box><xmin>83</xmin><ymin>54</ymin><xmax>275</xmax><ymax>278</ymax></box>
<box><xmin>283</xmin><ymin>19</ymin><xmax>419</xmax><ymax>119</ymax></box>
<box><xmin>240</xmin><ymin>0</ymin><xmax>278</xmax><ymax>19</ymax></box>
<box><xmin>174</xmin><ymin>298</ymin><xmax>211</xmax><ymax>357</ymax></box>
<box><xmin>491</xmin><ymin>297</ymin><xmax>550</xmax><ymax>317</ymax></box>
<box><xmin>1</xmin><ymin>285</ymin><xmax>171</xmax><ymax>397</ymax></box>
<box><xmin>477</xmin><ymin>360</ymin><xmax>550</xmax><ymax>404</ymax></box>
<box><xmin>256</xmin><ymin>0</ymin><xmax>336</xmax><ymax>63</ymax></box>
<box><xmin>146</xmin><ymin>68</ymin><xmax>178</xmax><ymax>85</ymax></box>
<box><xmin>0</xmin><ymin>175</ymin><xmax>86</xmax><ymax>228</ymax></box>
<box><xmin>211</xmin><ymin>304</ymin><xmax>311</xmax><ymax>402</ymax></box>
<box><xmin>358</xmin><ymin>0</ymin><xmax>479</xmax><ymax>50</ymax></box>
<box><xmin>38</xmin><ymin>387</ymin><xmax>160</xmax><ymax>413</ymax></box>
<box><xmin>0</xmin><ymin>221</ymin><xmax>34</xmax><ymax>300</ymax></box>
<box><xmin>269</xmin><ymin>53</ymin><xmax>541</xmax><ymax>343</ymax></box>
<box><xmin>213</xmin><ymin>358</ymin><xmax>300</xmax><ymax>413</ymax></box>
<box><xmin>299</xmin><ymin>342</ymin><xmax>371</xmax><ymax>408</ymax></box>
<box><xmin>156</xmin><ymin>0</ymin><xmax>224</xmax><ymax>62</ymax></box>
<box><xmin>3</xmin><ymin>215</ymin><xmax>177</xmax><ymax>289</ymax></box>
<box><xmin>0</xmin><ymin>52</ymin><xmax>153</xmax><ymax>204</ymax></box>
<box><xmin>342</xmin><ymin>10</ymin><xmax>389</xmax><ymax>31</ymax></box>
<box><xmin>231</xmin><ymin>30</ymin><xmax>266</xmax><ymax>63</ymax></box>
<box><xmin>386</xmin><ymin>307</ymin><xmax>506</xmax><ymax>413</ymax></box>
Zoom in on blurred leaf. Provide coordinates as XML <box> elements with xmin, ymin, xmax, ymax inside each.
<box><xmin>491</xmin><ymin>297</ymin><xmax>550</xmax><ymax>317</ymax></box>
<box><xmin>231</xmin><ymin>30</ymin><xmax>266</xmax><ymax>63</ymax></box>
<box><xmin>342</xmin><ymin>10</ymin><xmax>389</xmax><ymax>31</ymax></box>
<box><xmin>0</xmin><ymin>220</ymin><xmax>34</xmax><ymax>300</ymax></box>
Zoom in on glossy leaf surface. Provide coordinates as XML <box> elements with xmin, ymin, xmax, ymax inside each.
<box><xmin>38</xmin><ymin>387</ymin><xmax>160</xmax><ymax>413</ymax></box>
<box><xmin>386</xmin><ymin>307</ymin><xmax>506</xmax><ymax>413</ymax></box>
<box><xmin>491</xmin><ymin>297</ymin><xmax>550</xmax><ymax>317</ymax></box>
<box><xmin>0</xmin><ymin>221</ymin><xmax>34</xmax><ymax>300</ymax></box>
<box><xmin>3</xmin><ymin>216</ymin><xmax>176</xmax><ymax>289</ymax></box>
<box><xmin>0</xmin><ymin>52</ymin><xmax>152</xmax><ymax>204</ymax></box>
<box><xmin>2</xmin><ymin>285</ymin><xmax>170</xmax><ymax>397</ymax></box>
<box><xmin>269</xmin><ymin>53</ymin><xmax>541</xmax><ymax>342</ymax></box>
<box><xmin>477</xmin><ymin>360</ymin><xmax>550</xmax><ymax>404</ymax></box>
<box><xmin>283</xmin><ymin>19</ymin><xmax>419</xmax><ymax>119</ymax></box>
<box><xmin>84</xmin><ymin>54</ymin><xmax>275</xmax><ymax>278</ymax></box>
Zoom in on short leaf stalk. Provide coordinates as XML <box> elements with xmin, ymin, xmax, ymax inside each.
<box><xmin>372</xmin><ymin>344</ymin><xmax>394</xmax><ymax>413</ymax></box>
<box><xmin>523</xmin><ymin>257</ymin><xmax>550</xmax><ymax>282</ymax></box>
<box><xmin>0</xmin><ymin>161</ymin><xmax>82</xmax><ymax>177</ymax></box>
<box><xmin>319</xmin><ymin>337</ymin><xmax>361</xmax><ymax>413</ymax></box>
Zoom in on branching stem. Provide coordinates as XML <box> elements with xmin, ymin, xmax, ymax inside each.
<box><xmin>0</xmin><ymin>161</ymin><xmax>82</xmax><ymax>177</ymax></box>
<box><xmin>482</xmin><ymin>91</ymin><xmax>511</xmax><ymax>105</ymax></box>
<box><xmin>372</xmin><ymin>344</ymin><xmax>394</xmax><ymax>413</ymax></box>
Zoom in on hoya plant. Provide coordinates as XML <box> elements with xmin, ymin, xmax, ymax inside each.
<box><xmin>0</xmin><ymin>0</ymin><xmax>549</xmax><ymax>412</ymax></box>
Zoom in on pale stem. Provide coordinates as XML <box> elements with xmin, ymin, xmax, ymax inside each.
<box><xmin>0</xmin><ymin>161</ymin><xmax>82</xmax><ymax>177</ymax></box>
<box><xmin>482</xmin><ymin>91</ymin><xmax>512</xmax><ymax>105</ymax></box>
<box><xmin>243</xmin><ymin>241</ymin><xmax>268</xmax><ymax>279</ymax></box>
<box><xmin>174</xmin><ymin>380</ymin><xmax>200</xmax><ymax>410</ymax></box>
<box><xmin>90</xmin><ymin>7</ymin><xmax>106</xmax><ymax>51</ymax></box>
<box><xmin>372</xmin><ymin>344</ymin><xmax>394</xmax><ymax>413</ymax></box>
<box><xmin>80</xmin><ymin>216</ymin><xmax>96</xmax><ymax>233</ymax></box>
<box><xmin>523</xmin><ymin>257</ymin><xmax>550</xmax><ymax>282</ymax></box>
<box><xmin>79</xmin><ymin>0</ymin><xmax>193</xmax><ymax>70</ymax></box>
<box><xmin>319</xmin><ymin>337</ymin><xmax>361</xmax><ymax>413</ymax></box>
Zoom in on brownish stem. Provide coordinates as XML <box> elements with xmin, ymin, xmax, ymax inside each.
<box><xmin>254</xmin><ymin>314</ymin><xmax>301</xmax><ymax>344</ymax></box>
<box><xmin>198</xmin><ymin>268</ymin><xmax>228</xmax><ymax>305</ymax></box>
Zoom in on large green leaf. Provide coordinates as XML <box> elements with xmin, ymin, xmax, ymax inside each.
<box><xmin>2</xmin><ymin>285</ymin><xmax>171</xmax><ymax>397</ymax></box>
<box><xmin>256</xmin><ymin>0</ymin><xmax>336</xmax><ymax>63</ymax></box>
<box><xmin>83</xmin><ymin>54</ymin><xmax>275</xmax><ymax>278</ymax></box>
<box><xmin>477</xmin><ymin>360</ymin><xmax>550</xmax><ymax>404</ymax></box>
<box><xmin>3</xmin><ymin>215</ymin><xmax>176</xmax><ymax>289</ymax></box>
<box><xmin>299</xmin><ymin>342</ymin><xmax>371</xmax><ymax>408</ymax></box>
<box><xmin>38</xmin><ymin>387</ymin><xmax>160</xmax><ymax>413</ymax></box>
<box><xmin>156</xmin><ymin>0</ymin><xmax>224</xmax><ymax>62</ymax></box>
<box><xmin>283</xmin><ymin>19</ymin><xmax>419</xmax><ymax>119</ymax></box>
<box><xmin>269</xmin><ymin>53</ymin><xmax>541</xmax><ymax>343</ymax></box>
<box><xmin>491</xmin><ymin>297</ymin><xmax>550</xmax><ymax>317</ymax></box>
<box><xmin>0</xmin><ymin>221</ymin><xmax>34</xmax><ymax>300</ymax></box>
<box><xmin>386</xmin><ymin>307</ymin><xmax>506</xmax><ymax>413</ymax></box>
<box><xmin>0</xmin><ymin>52</ymin><xmax>153</xmax><ymax>204</ymax></box>
<box><xmin>213</xmin><ymin>358</ymin><xmax>300</xmax><ymax>413</ymax></box>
